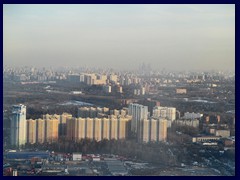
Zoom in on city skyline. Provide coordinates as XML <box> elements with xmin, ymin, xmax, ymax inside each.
<box><xmin>3</xmin><ymin>4</ymin><xmax>235</xmax><ymax>71</ymax></box>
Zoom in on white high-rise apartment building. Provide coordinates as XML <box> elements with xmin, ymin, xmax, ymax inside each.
<box><xmin>128</xmin><ymin>103</ymin><xmax>148</xmax><ymax>133</ymax></box>
<box><xmin>153</xmin><ymin>106</ymin><xmax>176</xmax><ymax>121</ymax></box>
<box><xmin>11</xmin><ymin>104</ymin><xmax>27</xmax><ymax>147</ymax></box>
<box><xmin>153</xmin><ymin>106</ymin><xmax>176</xmax><ymax>127</ymax></box>
<box><xmin>166</xmin><ymin>107</ymin><xmax>176</xmax><ymax>121</ymax></box>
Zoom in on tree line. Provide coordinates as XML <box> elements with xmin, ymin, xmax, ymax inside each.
<box><xmin>23</xmin><ymin>138</ymin><xmax>177</xmax><ymax>166</ymax></box>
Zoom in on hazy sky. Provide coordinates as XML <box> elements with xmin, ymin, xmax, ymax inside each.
<box><xmin>3</xmin><ymin>4</ymin><xmax>235</xmax><ymax>71</ymax></box>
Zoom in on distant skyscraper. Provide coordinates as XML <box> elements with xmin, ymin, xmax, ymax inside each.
<box><xmin>11</xmin><ymin>104</ymin><xmax>27</xmax><ymax>147</ymax></box>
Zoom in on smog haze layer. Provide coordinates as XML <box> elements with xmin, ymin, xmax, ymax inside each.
<box><xmin>3</xmin><ymin>4</ymin><xmax>235</xmax><ymax>71</ymax></box>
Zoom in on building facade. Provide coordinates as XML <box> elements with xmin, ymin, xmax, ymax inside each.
<box><xmin>152</xmin><ymin>106</ymin><xmax>176</xmax><ymax>127</ymax></box>
<box><xmin>36</xmin><ymin>118</ymin><xmax>45</xmax><ymax>143</ymax></box>
<box><xmin>141</xmin><ymin>118</ymin><xmax>168</xmax><ymax>143</ymax></box>
<box><xmin>128</xmin><ymin>103</ymin><xmax>148</xmax><ymax>133</ymax></box>
<box><xmin>66</xmin><ymin>116</ymin><xmax>131</xmax><ymax>142</ymax></box>
<box><xmin>59</xmin><ymin>113</ymin><xmax>72</xmax><ymax>137</ymax></box>
<box><xmin>27</xmin><ymin>119</ymin><xmax>36</xmax><ymax>144</ymax></box>
<box><xmin>11</xmin><ymin>104</ymin><xmax>27</xmax><ymax>147</ymax></box>
<box><xmin>175</xmin><ymin>119</ymin><xmax>199</xmax><ymax>128</ymax></box>
<box><xmin>45</xmin><ymin>118</ymin><xmax>59</xmax><ymax>143</ymax></box>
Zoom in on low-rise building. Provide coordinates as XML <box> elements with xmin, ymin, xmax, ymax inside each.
<box><xmin>215</xmin><ymin>130</ymin><xmax>230</xmax><ymax>138</ymax></box>
<box><xmin>72</xmin><ymin>153</ymin><xmax>82</xmax><ymax>161</ymax></box>
<box><xmin>192</xmin><ymin>136</ymin><xmax>221</xmax><ymax>143</ymax></box>
<box><xmin>176</xmin><ymin>88</ymin><xmax>187</xmax><ymax>94</ymax></box>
